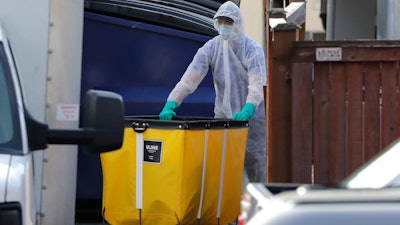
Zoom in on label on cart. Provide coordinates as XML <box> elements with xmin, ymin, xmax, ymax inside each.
<box><xmin>143</xmin><ymin>140</ymin><xmax>163</xmax><ymax>164</ymax></box>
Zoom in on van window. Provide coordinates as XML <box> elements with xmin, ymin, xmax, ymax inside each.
<box><xmin>0</xmin><ymin>43</ymin><xmax>22</xmax><ymax>154</ymax></box>
<box><xmin>0</xmin><ymin>53</ymin><xmax>13</xmax><ymax>143</ymax></box>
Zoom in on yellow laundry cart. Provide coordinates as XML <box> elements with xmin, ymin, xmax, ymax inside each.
<box><xmin>100</xmin><ymin>116</ymin><xmax>249</xmax><ymax>225</ymax></box>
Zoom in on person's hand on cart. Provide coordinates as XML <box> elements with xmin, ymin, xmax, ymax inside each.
<box><xmin>159</xmin><ymin>100</ymin><xmax>178</xmax><ymax>120</ymax></box>
<box><xmin>233</xmin><ymin>102</ymin><xmax>255</xmax><ymax>120</ymax></box>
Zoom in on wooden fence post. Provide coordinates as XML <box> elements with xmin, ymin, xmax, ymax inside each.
<box><xmin>267</xmin><ymin>24</ymin><xmax>300</xmax><ymax>182</ymax></box>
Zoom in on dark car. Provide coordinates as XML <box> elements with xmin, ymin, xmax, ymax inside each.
<box><xmin>241</xmin><ymin>137</ymin><xmax>400</xmax><ymax>225</ymax></box>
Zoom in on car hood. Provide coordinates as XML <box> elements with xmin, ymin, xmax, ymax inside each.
<box><xmin>275</xmin><ymin>186</ymin><xmax>400</xmax><ymax>204</ymax></box>
<box><xmin>247</xmin><ymin>186</ymin><xmax>400</xmax><ymax>225</ymax></box>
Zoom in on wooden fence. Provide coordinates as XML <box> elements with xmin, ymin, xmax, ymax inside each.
<box><xmin>267</xmin><ymin>39</ymin><xmax>400</xmax><ymax>186</ymax></box>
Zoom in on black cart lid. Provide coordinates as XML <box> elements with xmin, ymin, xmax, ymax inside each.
<box><xmin>125</xmin><ymin>115</ymin><xmax>249</xmax><ymax>132</ymax></box>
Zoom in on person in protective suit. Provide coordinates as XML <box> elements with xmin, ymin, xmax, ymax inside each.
<box><xmin>159</xmin><ymin>1</ymin><xmax>267</xmax><ymax>183</ymax></box>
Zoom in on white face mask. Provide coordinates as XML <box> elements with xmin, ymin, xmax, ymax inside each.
<box><xmin>217</xmin><ymin>24</ymin><xmax>234</xmax><ymax>40</ymax></box>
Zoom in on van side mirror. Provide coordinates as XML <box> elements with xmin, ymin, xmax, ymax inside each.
<box><xmin>81</xmin><ymin>90</ymin><xmax>125</xmax><ymax>153</ymax></box>
<box><xmin>26</xmin><ymin>90</ymin><xmax>125</xmax><ymax>153</ymax></box>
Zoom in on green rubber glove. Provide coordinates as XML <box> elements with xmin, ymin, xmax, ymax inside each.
<box><xmin>233</xmin><ymin>103</ymin><xmax>256</xmax><ymax>121</ymax></box>
<box><xmin>159</xmin><ymin>101</ymin><xmax>178</xmax><ymax>120</ymax></box>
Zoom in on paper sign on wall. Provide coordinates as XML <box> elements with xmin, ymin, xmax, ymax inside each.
<box><xmin>56</xmin><ymin>104</ymin><xmax>79</xmax><ymax>121</ymax></box>
<box><xmin>316</xmin><ymin>47</ymin><xmax>342</xmax><ymax>61</ymax></box>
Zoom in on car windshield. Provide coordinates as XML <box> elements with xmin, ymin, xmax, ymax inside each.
<box><xmin>0</xmin><ymin>42</ymin><xmax>22</xmax><ymax>154</ymax></box>
<box><xmin>341</xmin><ymin>138</ymin><xmax>400</xmax><ymax>189</ymax></box>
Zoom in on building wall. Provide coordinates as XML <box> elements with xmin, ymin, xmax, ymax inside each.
<box><xmin>377</xmin><ymin>0</ymin><xmax>400</xmax><ymax>40</ymax></box>
<box><xmin>327</xmin><ymin>0</ymin><xmax>376</xmax><ymax>40</ymax></box>
<box><xmin>240</xmin><ymin>0</ymin><xmax>266</xmax><ymax>48</ymax></box>
<box><xmin>241</xmin><ymin>0</ymin><xmax>327</xmax><ymax>44</ymax></box>
<box><xmin>306</xmin><ymin>0</ymin><xmax>325</xmax><ymax>32</ymax></box>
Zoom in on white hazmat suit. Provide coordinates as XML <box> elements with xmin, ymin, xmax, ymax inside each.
<box><xmin>160</xmin><ymin>1</ymin><xmax>267</xmax><ymax>182</ymax></box>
